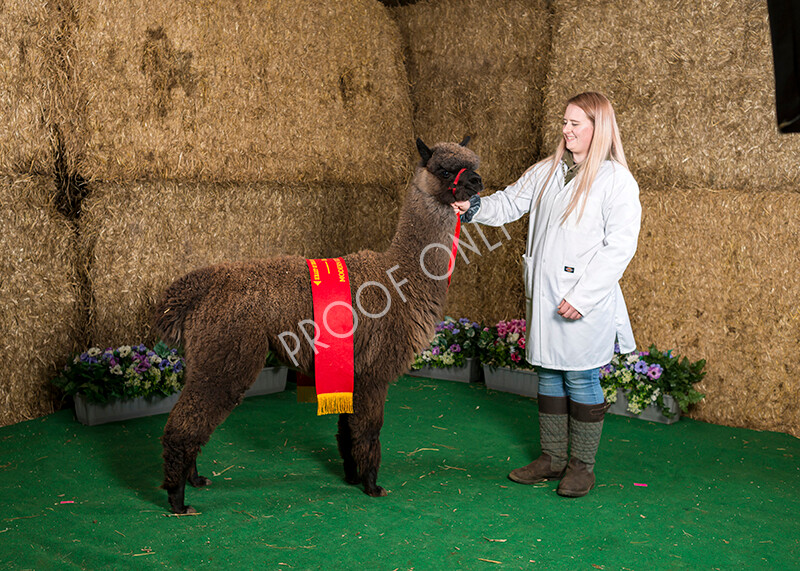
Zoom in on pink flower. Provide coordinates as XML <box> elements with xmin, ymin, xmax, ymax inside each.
<box><xmin>511</xmin><ymin>352</ymin><xmax>522</xmax><ymax>363</ymax></box>
<box><xmin>518</xmin><ymin>337</ymin><xmax>525</xmax><ymax>348</ymax></box>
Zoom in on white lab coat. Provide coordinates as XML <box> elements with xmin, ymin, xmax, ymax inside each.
<box><xmin>472</xmin><ymin>158</ymin><xmax>641</xmax><ymax>370</ymax></box>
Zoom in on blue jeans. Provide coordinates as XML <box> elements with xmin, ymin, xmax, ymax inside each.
<box><xmin>536</xmin><ymin>367</ymin><xmax>604</xmax><ymax>405</ymax></box>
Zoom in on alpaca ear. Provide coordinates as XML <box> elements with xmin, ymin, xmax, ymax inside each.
<box><xmin>459</xmin><ymin>135</ymin><xmax>471</xmax><ymax>147</ymax></box>
<box><xmin>416</xmin><ymin>138</ymin><xmax>432</xmax><ymax>164</ymax></box>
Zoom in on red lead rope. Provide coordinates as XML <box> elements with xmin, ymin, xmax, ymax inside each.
<box><xmin>447</xmin><ymin>168</ymin><xmax>467</xmax><ymax>286</ymax></box>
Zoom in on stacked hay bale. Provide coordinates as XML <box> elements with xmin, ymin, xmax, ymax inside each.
<box><xmin>392</xmin><ymin>0</ymin><xmax>552</xmax><ymax>324</ymax></box>
<box><xmin>59</xmin><ymin>0</ymin><xmax>413</xmax><ymax>185</ymax></box>
<box><xmin>0</xmin><ymin>1</ymin><xmax>63</xmax><ymax>176</ymax></box>
<box><xmin>0</xmin><ymin>2</ymin><xmax>84</xmax><ymax>427</ymax></box>
<box><xmin>0</xmin><ymin>178</ymin><xmax>82</xmax><ymax>426</ymax></box>
<box><xmin>80</xmin><ymin>181</ymin><xmax>397</xmax><ymax>347</ymax></box>
<box><xmin>545</xmin><ymin>0</ymin><xmax>800</xmax><ymax>436</ymax></box>
<box><xmin>625</xmin><ymin>191</ymin><xmax>800</xmax><ymax>436</ymax></box>
<box><xmin>545</xmin><ymin>0</ymin><xmax>800</xmax><ymax>192</ymax></box>
<box><xmin>66</xmin><ymin>0</ymin><xmax>414</xmax><ymax>346</ymax></box>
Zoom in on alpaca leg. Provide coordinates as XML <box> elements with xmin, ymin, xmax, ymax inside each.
<box><xmin>161</xmin><ymin>349</ymin><xmax>264</xmax><ymax>513</ymax></box>
<box><xmin>348</xmin><ymin>381</ymin><xmax>390</xmax><ymax>497</ymax></box>
<box><xmin>336</xmin><ymin>414</ymin><xmax>359</xmax><ymax>485</ymax></box>
<box><xmin>188</xmin><ymin>460</ymin><xmax>212</xmax><ymax>488</ymax></box>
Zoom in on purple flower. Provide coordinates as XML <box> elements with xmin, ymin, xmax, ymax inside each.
<box><xmin>452</xmin><ymin>328</ymin><xmax>460</xmax><ymax>335</ymax></box>
<box><xmin>614</xmin><ymin>343</ymin><xmax>620</xmax><ymax>353</ymax></box>
<box><xmin>634</xmin><ymin>360</ymin><xmax>650</xmax><ymax>374</ymax></box>
<box><xmin>431</xmin><ymin>346</ymin><xmax>442</xmax><ymax>356</ymax></box>
<box><xmin>647</xmin><ymin>364</ymin><xmax>663</xmax><ymax>380</ymax></box>
<box><xmin>449</xmin><ymin>344</ymin><xmax>461</xmax><ymax>353</ymax></box>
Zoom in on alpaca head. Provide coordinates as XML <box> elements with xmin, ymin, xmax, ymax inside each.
<box><xmin>415</xmin><ymin>136</ymin><xmax>483</xmax><ymax>204</ymax></box>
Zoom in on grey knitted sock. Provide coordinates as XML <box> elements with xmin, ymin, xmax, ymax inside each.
<box><xmin>568</xmin><ymin>417</ymin><xmax>605</xmax><ymax>473</ymax></box>
<box><xmin>539</xmin><ymin>412</ymin><xmax>569</xmax><ymax>469</ymax></box>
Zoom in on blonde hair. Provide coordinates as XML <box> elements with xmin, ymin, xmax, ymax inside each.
<box><xmin>534</xmin><ymin>92</ymin><xmax>627</xmax><ymax>223</ymax></box>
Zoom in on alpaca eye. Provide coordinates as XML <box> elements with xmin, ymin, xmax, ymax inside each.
<box><xmin>441</xmin><ymin>169</ymin><xmax>451</xmax><ymax>178</ymax></box>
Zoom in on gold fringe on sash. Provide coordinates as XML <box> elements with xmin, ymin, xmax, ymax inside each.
<box><xmin>316</xmin><ymin>392</ymin><xmax>354</xmax><ymax>415</ymax></box>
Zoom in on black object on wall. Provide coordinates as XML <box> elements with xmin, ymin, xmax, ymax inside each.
<box><xmin>767</xmin><ymin>0</ymin><xmax>800</xmax><ymax>133</ymax></box>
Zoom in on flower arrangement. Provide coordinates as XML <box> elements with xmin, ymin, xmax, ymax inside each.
<box><xmin>411</xmin><ymin>317</ymin><xmax>483</xmax><ymax>370</ymax></box>
<box><xmin>51</xmin><ymin>341</ymin><xmax>185</xmax><ymax>404</ymax></box>
<box><xmin>600</xmin><ymin>344</ymin><xmax>706</xmax><ymax>418</ymax></box>
<box><xmin>477</xmin><ymin>318</ymin><xmax>534</xmax><ymax>370</ymax></box>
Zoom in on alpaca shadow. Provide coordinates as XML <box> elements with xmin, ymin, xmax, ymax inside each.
<box><xmin>208</xmin><ymin>392</ymin><xmax>348</xmax><ymax>486</ymax></box>
<box><xmin>77</xmin><ymin>414</ymin><xmax>174</xmax><ymax>510</ymax></box>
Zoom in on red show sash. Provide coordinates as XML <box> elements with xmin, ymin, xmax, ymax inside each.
<box><xmin>305</xmin><ymin>257</ymin><xmax>355</xmax><ymax>415</ymax></box>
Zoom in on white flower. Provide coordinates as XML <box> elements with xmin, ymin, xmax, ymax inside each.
<box><xmin>118</xmin><ymin>346</ymin><xmax>132</xmax><ymax>358</ymax></box>
<box><xmin>87</xmin><ymin>347</ymin><xmax>102</xmax><ymax>357</ymax></box>
<box><xmin>110</xmin><ymin>365</ymin><xmax>123</xmax><ymax>375</ymax></box>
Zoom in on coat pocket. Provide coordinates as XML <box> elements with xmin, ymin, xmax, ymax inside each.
<box><xmin>522</xmin><ymin>254</ymin><xmax>534</xmax><ymax>300</ymax></box>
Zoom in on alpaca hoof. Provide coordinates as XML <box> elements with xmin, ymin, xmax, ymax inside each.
<box><xmin>365</xmin><ymin>485</ymin><xmax>387</xmax><ymax>497</ymax></box>
<box><xmin>170</xmin><ymin>504</ymin><xmax>197</xmax><ymax>515</ymax></box>
<box><xmin>189</xmin><ymin>475</ymin><xmax>212</xmax><ymax>488</ymax></box>
<box><xmin>345</xmin><ymin>474</ymin><xmax>360</xmax><ymax>486</ymax></box>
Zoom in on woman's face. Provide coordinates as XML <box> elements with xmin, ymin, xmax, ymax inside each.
<box><xmin>562</xmin><ymin>104</ymin><xmax>594</xmax><ymax>163</ymax></box>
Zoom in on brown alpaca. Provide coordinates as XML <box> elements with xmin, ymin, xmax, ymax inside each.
<box><xmin>153</xmin><ymin>138</ymin><xmax>482</xmax><ymax>514</ymax></box>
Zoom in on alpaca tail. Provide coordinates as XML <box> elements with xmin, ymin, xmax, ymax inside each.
<box><xmin>152</xmin><ymin>269</ymin><xmax>214</xmax><ymax>346</ymax></box>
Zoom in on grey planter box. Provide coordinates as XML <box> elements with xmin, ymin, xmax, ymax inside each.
<box><xmin>74</xmin><ymin>392</ymin><xmax>181</xmax><ymax>426</ymax></box>
<box><xmin>408</xmin><ymin>357</ymin><xmax>481</xmax><ymax>383</ymax></box>
<box><xmin>607</xmin><ymin>388</ymin><xmax>681</xmax><ymax>424</ymax></box>
<box><xmin>73</xmin><ymin>367</ymin><xmax>288</xmax><ymax>426</ymax></box>
<box><xmin>245</xmin><ymin>366</ymin><xmax>288</xmax><ymax>397</ymax></box>
<box><xmin>483</xmin><ymin>365</ymin><xmax>538</xmax><ymax>398</ymax></box>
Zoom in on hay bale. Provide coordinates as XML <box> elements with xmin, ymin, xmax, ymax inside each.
<box><xmin>0</xmin><ymin>177</ymin><xmax>82</xmax><ymax>427</ymax></box>
<box><xmin>80</xmin><ymin>180</ymin><xmax>399</xmax><ymax>347</ymax></box>
<box><xmin>624</xmin><ymin>188</ymin><xmax>800</xmax><ymax>437</ymax></box>
<box><xmin>60</xmin><ymin>0</ymin><xmax>414</xmax><ymax>185</ymax></box>
<box><xmin>545</xmin><ymin>0</ymin><xmax>800</xmax><ymax>191</ymax></box>
<box><xmin>394</xmin><ymin>0</ymin><xmax>552</xmax><ymax>187</ymax></box>
<box><xmin>445</xmin><ymin>215</ymin><xmax>526</xmax><ymax>325</ymax></box>
<box><xmin>0</xmin><ymin>1</ymin><xmax>68</xmax><ymax>176</ymax></box>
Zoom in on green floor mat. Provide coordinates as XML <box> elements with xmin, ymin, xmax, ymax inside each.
<box><xmin>1</xmin><ymin>376</ymin><xmax>798</xmax><ymax>570</ymax></box>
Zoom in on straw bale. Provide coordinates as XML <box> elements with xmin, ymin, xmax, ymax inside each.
<box><xmin>80</xmin><ymin>180</ymin><xmax>399</xmax><ymax>347</ymax></box>
<box><xmin>0</xmin><ymin>176</ymin><xmax>82</xmax><ymax>427</ymax></box>
<box><xmin>0</xmin><ymin>1</ymin><xmax>69</xmax><ymax>176</ymax></box>
<box><xmin>61</xmin><ymin>0</ymin><xmax>414</xmax><ymax>185</ymax></box>
<box><xmin>624</xmin><ymin>188</ymin><xmax>800</xmax><ymax>437</ymax></box>
<box><xmin>394</xmin><ymin>0</ymin><xmax>552</xmax><ymax>188</ymax></box>
<box><xmin>545</xmin><ymin>0</ymin><xmax>800</xmax><ymax>191</ymax></box>
<box><xmin>445</xmin><ymin>214</ymin><xmax>527</xmax><ymax>325</ymax></box>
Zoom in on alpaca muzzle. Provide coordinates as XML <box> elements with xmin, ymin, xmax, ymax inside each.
<box><xmin>449</xmin><ymin>168</ymin><xmax>482</xmax><ymax>201</ymax></box>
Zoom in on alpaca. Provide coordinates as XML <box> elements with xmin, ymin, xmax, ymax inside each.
<box><xmin>153</xmin><ymin>137</ymin><xmax>483</xmax><ymax>514</ymax></box>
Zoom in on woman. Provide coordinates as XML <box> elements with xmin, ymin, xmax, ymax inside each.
<box><xmin>454</xmin><ymin>92</ymin><xmax>641</xmax><ymax>497</ymax></box>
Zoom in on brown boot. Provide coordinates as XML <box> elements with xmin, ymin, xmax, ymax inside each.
<box><xmin>557</xmin><ymin>400</ymin><xmax>609</xmax><ymax>497</ymax></box>
<box><xmin>508</xmin><ymin>395</ymin><xmax>569</xmax><ymax>485</ymax></box>
<box><xmin>508</xmin><ymin>453</ymin><xmax>566</xmax><ymax>484</ymax></box>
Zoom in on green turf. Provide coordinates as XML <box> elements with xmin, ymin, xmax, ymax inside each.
<box><xmin>1</xmin><ymin>376</ymin><xmax>798</xmax><ymax>570</ymax></box>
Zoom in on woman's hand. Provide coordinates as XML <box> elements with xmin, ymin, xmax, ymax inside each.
<box><xmin>557</xmin><ymin>299</ymin><xmax>582</xmax><ymax>320</ymax></box>
<box><xmin>452</xmin><ymin>200</ymin><xmax>471</xmax><ymax>215</ymax></box>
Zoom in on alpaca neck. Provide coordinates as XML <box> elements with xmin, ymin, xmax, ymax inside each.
<box><xmin>388</xmin><ymin>172</ymin><xmax>459</xmax><ymax>282</ymax></box>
